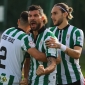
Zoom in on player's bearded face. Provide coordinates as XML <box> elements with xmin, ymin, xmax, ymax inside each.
<box><xmin>30</xmin><ymin>20</ymin><xmax>41</xmax><ymax>31</ymax></box>
<box><xmin>28</xmin><ymin>10</ymin><xmax>42</xmax><ymax>31</ymax></box>
<box><xmin>54</xmin><ymin>16</ymin><xmax>63</xmax><ymax>26</ymax></box>
<box><xmin>51</xmin><ymin>12</ymin><xmax>64</xmax><ymax>26</ymax></box>
<box><xmin>51</xmin><ymin>6</ymin><xmax>64</xmax><ymax>26</ymax></box>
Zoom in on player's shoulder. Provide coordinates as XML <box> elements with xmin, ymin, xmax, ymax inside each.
<box><xmin>45</xmin><ymin>26</ymin><xmax>56</xmax><ymax>31</ymax></box>
<box><xmin>44</xmin><ymin>27</ymin><xmax>56</xmax><ymax>38</ymax></box>
<box><xmin>48</xmin><ymin>26</ymin><xmax>57</xmax><ymax>31</ymax></box>
<box><xmin>1</xmin><ymin>27</ymin><xmax>15</xmax><ymax>37</ymax></box>
<box><xmin>2</xmin><ymin>27</ymin><xmax>15</xmax><ymax>34</ymax></box>
<box><xmin>45</xmin><ymin>27</ymin><xmax>53</xmax><ymax>34</ymax></box>
<box><xmin>71</xmin><ymin>25</ymin><xmax>83</xmax><ymax>33</ymax></box>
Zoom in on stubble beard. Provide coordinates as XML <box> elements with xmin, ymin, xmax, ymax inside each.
<box><xmin>55</xmin><ymin>17</ymin><xmax>63</xmax><ymax>26</ymax></box>
<box><xmin>31</xmin><ymin>23</ymin><xmax>41</xmax><ymax>31</ymax></box>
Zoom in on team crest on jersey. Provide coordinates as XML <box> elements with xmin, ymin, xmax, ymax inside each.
<box><xmin>2</xmin><ymin>76</ymin><xmax>7</xmax><ymax>82</ymax></box>
<box><xmin>0</xmin><ymin>75</ymin><xmax>9</xmax><ymax>84</ymax></box>
<box><xmin>66</xmin><ymin>34</ymin><xmax>70</xmax><ymax>40</ymax></box>
<box><xmin>29</xmin><ymin>41</ymin><xmax>35</xmax><ymax>48</ymax></box>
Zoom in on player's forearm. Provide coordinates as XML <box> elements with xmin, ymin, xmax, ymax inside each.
<box><xmin>36</xmin><ymin>57</ymin><xmax>56</xmax><ymax>76</ymax></box>
<box><xmin>24</xmin><ymin>59</ymin><xmax>30</xmax><ymax>79</ymax></box>
<box><xmin>44</xmin><ymin>63</ymin><xmax>56</xmax><ymax>74</ymax></box>
<box><xmin>58</xmin><ymin>43</ymin><xmax>82</xmax><ymax>59</ymax></box>
<box><xmin>65</xmin><ymin>47</ymin><xmax>81</xmax><ymax>59</ymax></box>
<box><xmin>28</xmin><ymin>48</ymin><xmax>47</xmax><ymax>62</ymax></box>
<box><xmin>24</xmin><ymin>68</ymin><xmax>29</xmax><ymax>79</ymax></box>
<box><xmin>44</xmin><ymin>57</ymin><xmax>56</xmax><ymax>74</ymax></box>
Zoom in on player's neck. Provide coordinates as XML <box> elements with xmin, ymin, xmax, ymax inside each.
<box><xmin>18</xmin><ymin>26</ymin><xmax>27</xmax><ymax>33</ymax></box>
<box><xmin>33</xmin><ymin>31</ymin><xmax>38</xmax><ymax>40</ymax></box>
<box><xmin>57</xmin><ymin>20</ymin><xmax>68</xmax><ymax>30</ymax></box>
<box><xmin>33</xmin><ymin>23</ymin><xmax>44</xmax><ymax>39</ymax></box>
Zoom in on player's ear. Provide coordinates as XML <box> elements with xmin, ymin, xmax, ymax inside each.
<box><xmin>17</xmin><ymin>19</ymin><xmax>20</xmax><ymax>25</ymax></box>
<box><xmin>41</xmin><ymin>16</ymin><xmax>45</xmax><ymax>21</ymax></box>
<box><xmin>63</xmin><ymin>12</ymin><xmax>68</xmax><ymax>18</ymax></box>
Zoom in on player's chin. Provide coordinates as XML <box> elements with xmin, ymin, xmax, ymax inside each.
<box><xmin>31</xmin><ymin>27</ymin><xmax>36</xmax><ymax>31</ymax></box>
<box><xmin>53</xmin><ymin>23</ymin><xmax>57</xmax><ymax>26</ymax></box>
<box><xmin>54</xmin><ymin>22</ymin><xmax>59</xmax><ymax>26</ymax></box>
<box><xmin>52</xmin><ymin>21</ymin><xmax>56</xmax><ymax>25</ymax></box>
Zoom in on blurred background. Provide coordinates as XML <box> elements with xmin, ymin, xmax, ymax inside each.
<box><xmin>0</xmin><ymin>0</ymin><xmax>85</xmax><ymax>76</ymax></box>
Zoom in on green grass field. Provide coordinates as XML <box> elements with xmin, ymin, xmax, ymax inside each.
<box><xmin>80</xmin><ymin>54</ymin><xmax>85</xmax><ymax>77</ymax></box>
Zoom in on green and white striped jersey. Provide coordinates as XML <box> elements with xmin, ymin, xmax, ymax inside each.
<box><xmin>0</xmin><ymin>27</ymin><xmax>34</xmax><ymax>85</ymax></box>
<box><xmin>29</xmin><ymin>27</ymin><xmax>57</xmax><ymax>85</ymax></box>
<box><xmin>49</xmin><ymin>25</ymin><xmax>84</xmax><ymax>84</ymax></box>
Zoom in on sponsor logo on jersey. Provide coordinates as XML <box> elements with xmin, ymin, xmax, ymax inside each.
<box><xmin>66</xmin><ymin>34</ymin><xmax>70</xmax><ymax>40</ymax></box>
<box><xmin>77</xmin><ymin>37</ymin><xmax>82</xmax><ymax>41</ymax></box>
<box><xmin>29</xmin><ymin>41</ymin><xmax>35</xmax><ymax>48</ymax></box>
<box><xmin>53</xmin><ymin>76</ymin><xmax>55</xmax><ymax>79</ymax></box>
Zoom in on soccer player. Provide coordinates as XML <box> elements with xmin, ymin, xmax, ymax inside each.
<box><xmin>0</xmin><ymin>11</ymin><xmax>46</xmax><ymax>85</ymax></box>
<box><xmin>45</xmin><ymin>3</ymin><xmax>84</xmax><ymax>85</ymax></box>
<box><xmin>23</xmin><ymin>5</ymin><xmax>59</xmax><ymax>85</ymax></box>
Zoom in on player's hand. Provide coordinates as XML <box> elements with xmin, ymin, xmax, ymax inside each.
<box><xmin>20</xmin><ymin>78</ymin><xmax>28</xmax><ymax>85</ymax></box>
<box><xmin>45</xmin><ymin>37</ymin><xmax>61</xmax><ymax>49</ymax></box>
<box><xmin>36</xmin><ymin>65</ymin><xmax>45</xmax><ymax>76</ymax></box>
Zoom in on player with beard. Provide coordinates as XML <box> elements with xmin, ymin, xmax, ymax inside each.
<box><xmin>45</xmin><ymin>3</ymin><xmax>84</xmax><ymax>85</ymax></box>
<box><xmin>21</xmin><ymin>5</ymin><xmax>62</xmax><ymax>85</ymax></box>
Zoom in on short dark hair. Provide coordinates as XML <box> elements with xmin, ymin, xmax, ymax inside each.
<box><xmin>28</xmin><ymin>5</ymin><xmax>44</xmax><ymax>15</ymax></box>
<box><xmin>20</xmin><ymin>11</ymin><xmax>29</xmax><ymax>25</ymax></box>
<box><xmin>28</xmin><ymin>5</ymin><xmax>48</xmax><ymax>25</ymax></box>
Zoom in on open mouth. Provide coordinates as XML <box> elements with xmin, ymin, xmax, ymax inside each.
<box><xmin>30</xmin><ymin>21</ymin><xmax>36</xmax><ymax>25</ymax></box>
<box><xmin>30</xmin><ymin>21</ymin><xmax>37</xmax><ymax>27</ymax></box>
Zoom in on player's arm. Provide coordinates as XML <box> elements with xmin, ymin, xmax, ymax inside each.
<box><xmin>36</xmin><ymin>57</ymin><xmax>56</xmax><ymax>76</ymax></box>
<box><xmin>46</xmin><ymin>37</ymin><xmax>83</xmax><ymax>59</ymax></box>
<box><xmin>22</xmin><ymin>36</ymin><xmax>47</xmax><ymax>62</ymax></box>
<box><xmin>27</xmin><ymin>48</ymin><xmax>47</xmax><ymax>62</ymax></box>
<box><xmin>20</xmin><ymin>53</ymin><xmax>30</xmax><ymax>85</ymax></box>
<box><xmin>22</xmin><ymin>35</ymin><xmax>58</xmax><ymax>63</ymax></box>
<box><xmin>46</xmin><ymin>29</ymin><xmax>84</xmax><ymax>59</ymax></box>
<box><xmin>64</xmin><ymin>46</ymin><xmax>82</xmax><ymax>59</ymax></box>
<box><xmin>64</xmin><ymin>29</ymin><xmax>84</xmax><ymax>59</ymax></box>
<box><xmin>60</xmin><ymin>44</ymin><xmax>82</xmax><ymax>59</ymax></box>
<box><xmin>28</xmin><ymin>48</ymin><xmax>61</xmax><ymax>64</ymax></box>
<box><xmin>56</xmin><ymin>54</ymin><xmax>61</xmax><ymax>64</ymax></box>
<box><xmin>24</xmin><ymin>58</ymin><xmax>30</xmax><ymax>79</ymax></box>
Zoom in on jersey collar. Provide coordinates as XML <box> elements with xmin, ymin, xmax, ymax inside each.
<box><xmin>58</xmin><ymin>24</ymin><xmax>70</xmax><ymax>30</ymax></box>
<box><xmin>30</xmin><ymin>26</ymin><xmax>46</xmax><ymax>34</ymax></box>
<box><xmin>16</xmin><ymin>27</ymin><xmax>25</xmax><ymax>32</ymax></box>
<box><xmin>38</xmin><ymin>26</ymin><xmax>46</xmax><ymax>34</ymax></box>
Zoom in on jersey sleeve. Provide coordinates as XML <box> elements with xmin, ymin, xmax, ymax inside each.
<box><xmin>21</xmin><ymin>35</ymin><xmax>35</xmax><ymax>51</ymax></box>
<box><xmin>73</xmin><ymin>29</ymin><xmax>84</xmax><ymax>47</ymax></box>
<box><xmin>44</xmin><ymin>31</ymin><xmax>57</xmax><ymax>58</ymax></box>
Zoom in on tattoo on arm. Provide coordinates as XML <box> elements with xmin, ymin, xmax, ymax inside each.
<box><xmin>47</xmin><ymin>57</ymin><xmax>53</xmax><ymax>66</ymax></box>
